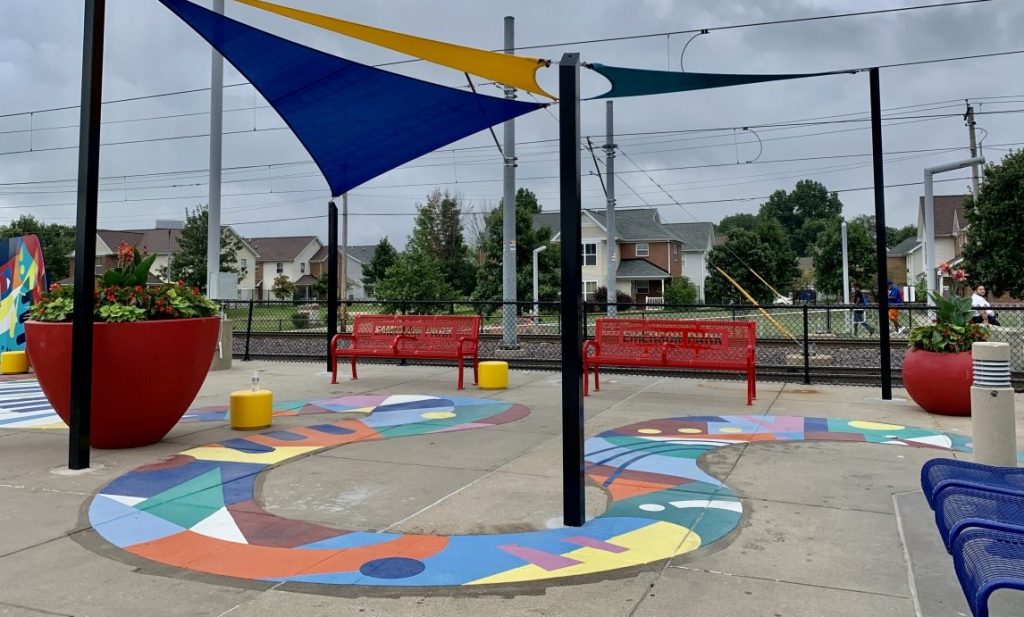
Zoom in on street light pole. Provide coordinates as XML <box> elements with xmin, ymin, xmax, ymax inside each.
<box><xmin>923</xmin><ymin>157</ymin><xmax>985</xmax><ymax>305</ymax></box>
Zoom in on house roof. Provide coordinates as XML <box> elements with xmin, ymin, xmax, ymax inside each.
<box><xmin>918</xmin><ymin>195</ymin><xmax>967</xmax><ymax>237</ymax></box>
<box><xmin>889</xmin><ymin>237</ymin><xmax>921</xmax><ymax>256</ymax></box>
<box><xmin>533</xmin><ymin>208</ymin><xmax>696</xmax><ymax>243</ymax></box>
<box><xmin>96</xmin><ymin>230</ymin><xmax>145</xmax><ymax>255</ymax></box>
<box><xmin>123</xmin><ymin>228</ymin><xmax>182</xmax><ymax>255</ymax></box>
<box><xmin>310</xmin><ymin>244</ymin><xmax>377</xmax><ymax>264</ymax></box>
<box><xmin>616</xmin><ymin>259</ymin><xmax>670</xmax><ymax>279</ymax></box>
<box><xmin>293</xmin><ymin>274</ymin><xmax>318</xmax><ymax>286</ymax></box>
<box><xmin>247</xmin><ymin>236</ymin><xmax>319</xmax><ymax>262</ymax></box>
<box><xmin>662</xmin><ymin>222</ymin><xmax>715</xmax><ymax>251</ymax></box>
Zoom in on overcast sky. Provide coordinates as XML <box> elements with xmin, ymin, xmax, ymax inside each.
<box><xmin>1</xmin><ymin>0</ymin><xmax>1022</xmax><ymax>249</ymax></box>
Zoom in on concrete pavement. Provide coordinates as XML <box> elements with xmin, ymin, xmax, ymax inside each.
<box><xmin>1</xmin><ymin>361</ymin><xmax>1022</xmax><ymax>616</ymax></box>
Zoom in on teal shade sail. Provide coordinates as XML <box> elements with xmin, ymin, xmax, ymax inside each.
<box><xmin>157</xmin><ymin>0</ymin><xmax>543</xmax><ymax>197</ymax></box>
<box><xmin>587</xmin><ymin>63</ymin><xmax>855</xmax><ymax>99</ymax></box>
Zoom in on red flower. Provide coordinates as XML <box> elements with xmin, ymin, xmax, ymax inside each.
<box><xmin>116</xmin><ymin>242</ymin><xmax>135</xmax><ymax>268</ymax></box>
<box><xmin>48</xmin><ymin>283</ymin><xmax>61</xmax><ymax>292</ymax></box>
<box><xmin>938</xmin><ymin>261</ymin><xmax>951</xmax><ymax>274</ymax></box>
<box><xmin>134</xmin><ymin>285</ymin><xmax>143</xmax><ymax>292</ymax></box>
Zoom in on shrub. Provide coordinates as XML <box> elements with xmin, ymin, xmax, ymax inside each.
<box><xmin>664</xmin><ymin>277</ymin><xmax>699</xmax><ymax>306</ymax></box>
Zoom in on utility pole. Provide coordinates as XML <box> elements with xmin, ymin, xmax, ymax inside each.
<box><xmin>206</xmin><ymin>0</ymin><xmax>224</xmax><ymax>299</ymax></box>
<box><xmin>501</xmin><ymin>16</ymin><xmax>518</xmax><ymax>349</ymax></box>
<box><xmin>604</xmin><ymin>101</ymin><xmax>617</xmax><ymax>316</ymax></box>
<box><xmin>965</xmin><ymin>101</ymin><xmax>980</xmax><ymax>202</ymax></box>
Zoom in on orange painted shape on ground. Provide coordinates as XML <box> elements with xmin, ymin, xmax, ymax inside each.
<box><xmin>245</xmin><ymin>420</ymin><xmax>381</xmax><ymax>449</ymax></box>
<box><xmin>129</xmin><ymin>530</ymin><xmax>448</xmax><ymax>579</ymax></box>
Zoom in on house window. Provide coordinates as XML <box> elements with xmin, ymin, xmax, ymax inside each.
<box><xmin>583</xmin><ymin>281</ymin><xmax>598</xmax><ymax>301</ymax></box>
<box><xmin>634</xmin><ymin>280</ymin><xmax>650</xmax><ymax>295</ymax></box>
<box><xmin>635</xmin><ymin>242</ymin><xmax>650</xmax><ymax>257</ymax></box>
<box><xmin>582</xmin><ymin>243</ymin><xmax>598</xmax><ymax>266</ymax></box>
<box><xmin>276</xmin><ymin>262</ymin><xmax>284</xmax><ymax>274</ymax></box>
<box><xmin>300</xmin><ymin>262</ymin><xmax>306</xmax><ymax>274</ymax></box>
<box><xmin>240</xmin><ymin>258</ymin><xmax>248</xmax><ymax>273</ymax></box>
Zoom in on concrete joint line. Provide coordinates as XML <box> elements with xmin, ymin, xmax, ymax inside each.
<box><xmin>667</xmin><ymin>564</ymin><xmax>912</xmax><ymax>600</ymax></box>
<box><xmin>893</xmin><ymin>493</ymin><xmax>925</xmax><ymax>617</ymax></box>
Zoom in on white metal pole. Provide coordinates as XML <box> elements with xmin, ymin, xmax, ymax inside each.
<box><xmin>206</xmin><ymin>0</ymin><xmax>224</xmax><ymax>299</ymax></box>
<box><xmin>923</xmin><ymin>157</ymin><xmax>985</xmax><ymax>306</ymax></box>
<box><xmin>501</xmin><ymin>16</ymin><xmax>518</xmax><ymax>348</ymax></box>
<box><xmin>341</xmin><ymin>193</ymin><xmax>348</xmax><ymax>300</ymax></box>
<box><xmin>533</xmin><ymin>245</ymin><xmax>547</xmax><ymax>320</ymax></box>
<box><xmin>604</xmin><ymin>101</ymin><xmax>616</xmax><ymax>316</ymax></box>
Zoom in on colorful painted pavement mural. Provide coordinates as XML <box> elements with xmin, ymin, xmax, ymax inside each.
<box><xmin>88</xmin><ymin>409</ymin><xmax>983</xmax><ymax>587</ymax></box>
<box><xmin>0</xmin><ymin>235</ymin><xmax>46</xmax><ymax>353</ymax></box>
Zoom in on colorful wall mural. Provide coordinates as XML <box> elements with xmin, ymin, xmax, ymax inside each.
<box><xmin>0</xmin><ymin>235</ymin><xmax>46</xmax><ymax>353</ymax></box>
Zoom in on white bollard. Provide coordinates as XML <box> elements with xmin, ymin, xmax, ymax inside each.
<box><xmin>971</xmin><ymin>342</ymin><xmax>1017</xmax><ymax>467</ymax></box>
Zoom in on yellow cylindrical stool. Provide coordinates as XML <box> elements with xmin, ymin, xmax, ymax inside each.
<box><xmin>477</xmin><ymin>361</ymin><xmax>509</xmax><ymax>390</ymax></box>
<box><xmin>1</xmin><ymin>351</ymin><xmax>29</xmax><ymax>375</ymax></box>
<box><xmin>229</xmin><ymin>390</ymin><xmax>273</xmax><ymax>430</ymax></box>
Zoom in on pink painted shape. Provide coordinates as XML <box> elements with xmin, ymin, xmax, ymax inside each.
<box><xmin>498</xmin><ymin>544</ymin><xmax>582</xmax><ymax>571</ymax></box>
<box><xmin>748</xmin><ymin>416</ymin><xmax>805</xmax><ymax>433</ymax></box>
<box><xmin>562</xmin><ymin>536</ymin><xmax>628</xmax><ymax>553</ymax></box>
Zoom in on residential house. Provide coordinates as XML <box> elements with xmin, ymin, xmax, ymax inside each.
<box><xmin>309</xmin><ymin>244</ymin><xmax>376</xmax><ymax>300</ymax></box>
<box><xmin>662</xmin><ymin>222</ymin><xmax>715</xmax><ymax>302</ymax></box>
<box><xmin>246</xmin><ymin>236</ymin><xmax>322</xmax><ymax>300</ymax></box>
<box><xmin>535</xmin><ymin>208</ymin><xmax>706</xmax><ymax>304</ymax></box>
<box><xmin>65</xmin><ymin>226</ymin><xmax>259</xmax><ymax>299</ymax></box>
<box><xmin>887</xmin><ymin>237</ymin><xmax>921</xmax><ymax>288</ymax></box>
<box><xmin>905</xmin><ymin>194</ymin><xmax>969</xmax><ymax>293</ymax></box>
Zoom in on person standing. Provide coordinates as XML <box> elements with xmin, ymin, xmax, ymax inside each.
<box><xmin>852</xmin><ymin>285</ymin><xmax>875</xmax><ymax>336</ymax></box>
<box><xmin>887</xmin><ymin>280</ymin><xmax>905</xmax><ymax>334</ymax></box>
<box><xmin>971</xmin><ymin>285</ymin><xmax>1001</xmax><ymax>326</ymax></box>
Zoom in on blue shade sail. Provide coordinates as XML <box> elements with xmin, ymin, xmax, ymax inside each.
<box><xmin>587</xmin><ymin>63</ymin><xmax>855</xmax><ymax>99</ymax></box>
<box><xmin>157</xmin><ymin>0</ymin><xmax>544</xmax><ymax>197</ymax></box>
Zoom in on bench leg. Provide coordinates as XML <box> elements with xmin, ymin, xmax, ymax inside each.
<box><xmin>331</xmin><ymin>353</ymin><xmax>338</xmax><ymax>384</ymax></box>
<box><xmin>473</xmin><ymin>355</ymin><xmax>479</xmax><ymax>385</ymax></box>
<box><xmin>594</xmin><ymin>363</ymin><xmax>601</xmax><ymax>392</ymax></box>
<box><xmin>583</xmin><ymin>361</ymin><xmax>590</xmax><ymax>397</ymax></box>
<box><xmin>351</xmin><ymin>356</ymin><xmax>358</xmax><ymax>381</ymax></box>
<box><xmin>457</xmin><ymin>357</ymin><xmax>465</xmax><ymax>390</ymax></box>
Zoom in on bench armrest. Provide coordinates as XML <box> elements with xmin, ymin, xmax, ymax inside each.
<box><xmin>459</xmin><ymin>336</ymin><xmax>478</xmax><ymax>355</ymax></box>
<box><xmin>392</xmin><ymin>334</ymin><xmax>416</xmax><ymax>354</ymax></box>
<box><xmin>582</xmin><ymin>339</ymin><xmax>599</xmax><ymax>357</ymax></box>
<box><xmin>331</xmin><ymin>333</ymin><xmax>355</xmax><ymax>351</ymax></box>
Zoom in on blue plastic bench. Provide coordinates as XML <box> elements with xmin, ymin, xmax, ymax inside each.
<box><xmin>921</xmin><ymin>458</ymin><xmax>1024</xmax><ymax>509</ymax></box>
<box><xmin>934</xmin><ymin>486</ymin><xmax>1024</xmax><ymax>552</ymax></box>
<box><xmin>952</xmin><ymin>526</ymin><xmax>1024</xmax><ymax>617</ymax></box>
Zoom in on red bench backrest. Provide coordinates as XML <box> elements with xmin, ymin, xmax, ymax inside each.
<box><xmin>351</xmin><ymin>314</ymin><xmax>480</xmax><ymax>350</ymax></box>
<box><xmin>593</xmin><ymin>318</ymin><xmax>755</xmax><ymax>367</ymax></box>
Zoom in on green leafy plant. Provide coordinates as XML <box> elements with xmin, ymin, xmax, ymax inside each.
<box><xmin>30</xmin><ymin>242</ymin><xmax>218</xmax><ymax>324</ymax></box>
<box><xmin>907</xmin><ymin>291</ymin><xmax>989</xmax><ymax>353</ymax></box>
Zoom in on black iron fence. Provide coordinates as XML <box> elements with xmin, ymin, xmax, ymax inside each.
<box><xmin>218</xmin><ymin>299</ymin><xmax>1024</xmax><ymax>390</ymax></box>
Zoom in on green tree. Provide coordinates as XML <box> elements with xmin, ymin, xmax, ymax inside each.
<box><xmin>473</xmin><ymin>188</ymin><xmax>559</xmax><ymax>307</ymax></box>
<box><xmin>962</xmin><ymin>149</ymin><xmax>1024</xmax><ymax>297</ymax></box>
<box><xmin>374</xmin><ymin>253</ymin><xmax>455</xmax><ymax>313</ymax></box>
<box><xmin>0</xmin><ymin>215</ymin><xmax>76</xmax><ymax>281</ymax></box>
<box><xmin>716</xmin><ymin>213</ymin><xmax>758</xmax><ymax>237</ymax></box>
<box><xmin>166</xmin><ymin>205</ymin><xmax>243</xmax><ymax>290</ymax></box>
<box><xmin>271</xmin><ymin>274</ymin><xmax>296</xmax><ymax>300</ymax></box>
<box><xmin>406</xmin><ymin>189</ymin><xmax>475</xmax><ymax>296</ymax></box>
<box><xmin>758</xmin><ymin>180</ymin><xmax>844</xmax><ymax>256</ymax></box>
<box><xmin>811</xmin><ymin>217</ymin><xmax>876</xmax><ymax>296</ymax></box>
<box><xmin>704</xmin><ymin>217</ymin><xmax>799</xmax><ymax>305</ymax></box>
<box><xmin>363</xmin><ymin>237</ymin><xmax>398</xmax><ymax>289</ymax></box>
<box><xmin>664</xmin><ymin>277</ymin><xmax>699</xmax><ymax>305</ymax></box>
<box><xmin>849</xmin><ymin>215</ymin><xmax>917</xmax><ymax>248</ymax></box>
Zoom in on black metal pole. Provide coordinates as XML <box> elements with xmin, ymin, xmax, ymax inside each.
<box><xmin>869</xmin><ymin>68</ymin><xmax>893</xmax><ymax>400</ymax></box>
<box><xmin>803</xmin><ymin>303</ymin><xmax>811</xmax><ymax>385</ymax></box>
<box><xmin>559</xmin><ymin>52</ymin><xmax>584</xmax><ymax>528</ymax></box>
<box><xmin>68</xmin><ymin>0</ymin><xmax>106</xmax><ymax>470</ymax></box>
<box><xmin>243</xmin><ymin>295</ymin><xmax>254</xmax><ymax>361</ymax></box>
<box><xmin>327</xmin><ymin>200</ymin><xmax>339</xmax><ymax>371</ymax></box>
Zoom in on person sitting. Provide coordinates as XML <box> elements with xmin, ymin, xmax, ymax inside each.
<box><xmin>970</xmin><ymin>284</ymin><xmax>1001</xmax><ymax>326</ymax></box>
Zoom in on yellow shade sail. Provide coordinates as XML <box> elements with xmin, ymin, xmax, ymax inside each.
<box><xmin>232</xmin><ymin>0</ymin><xmax>554</xmax><ymax>99</ymax></box>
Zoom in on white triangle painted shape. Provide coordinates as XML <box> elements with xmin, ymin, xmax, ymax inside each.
<box><xmin>191</xmin><ymin>506</ymin><xmax>248</xmax><ymax>544</ymax></box>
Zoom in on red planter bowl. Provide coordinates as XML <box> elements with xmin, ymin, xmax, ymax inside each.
<box><xmin>902</xmin><ymin>348</ymin><xmax>973</xmax><ymax>416</ymax></box>
<box><xmin>25</xmin><ymin>317</ymin><xmax>219</xmax><ymax>448</ymax></box>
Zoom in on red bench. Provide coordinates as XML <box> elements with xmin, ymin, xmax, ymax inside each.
<box><xmin>331</xmin><ymin>314</ymin><xmax>480</xmax><ymax>389</ymax></box>
<box><xmin>583</xmin><ymin>318</ymin><xmax>757</xmax><ymax>405</ymax></box>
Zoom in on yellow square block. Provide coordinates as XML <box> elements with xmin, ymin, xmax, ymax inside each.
<box><xmin>1</xmin><ymin>351</ymin><xmax>29</xmax><ymax>375</ymax></box>
<box><xmin>477</xmin><ymin>360</ymin><xmax>509</xmax><ymax>390</ymax></box>
<box><xmin>229</xmin><ymin>389</ymin><xmax>273</xmax><ymax>430</ymax></box>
